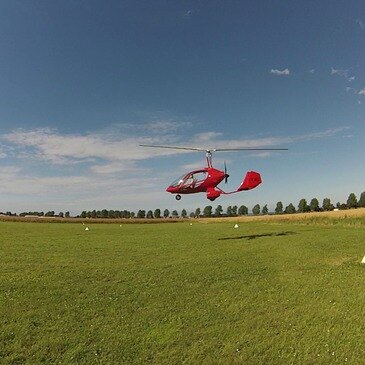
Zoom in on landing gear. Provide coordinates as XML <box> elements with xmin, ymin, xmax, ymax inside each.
<box><xmin>175</xmin><ymin>194</ymin><xmax>181</xmax><ymax>201</ymax></box>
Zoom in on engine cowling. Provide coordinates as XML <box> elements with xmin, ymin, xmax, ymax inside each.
<box><xmin>206</xmin><ymin>187</ymin><xmax>221</xmax><ymax>201</ymax></box>
<box><xmin>237</xmin><ymin>171</ymin><xmax>262</xmax><ymax>191</ymax></box>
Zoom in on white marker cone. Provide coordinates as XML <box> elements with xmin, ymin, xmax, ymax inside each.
<box><xmin>234</xmin><ymin>224</ymin><xmax>239</xmax><ymax>228</ymax></box>
<box><xmin>361</xmin><ymin>255</ymin><xmax>365</xmax><ymax>264</ymax></box>
<box><xmin>85</xmin><ymin>227</ymin><xmax>89</xmax><ymax>231</ymax></box>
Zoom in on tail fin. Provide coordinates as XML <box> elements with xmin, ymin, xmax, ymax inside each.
<box><xmin>237</xmin><ymin>171</ymin><xmax>262</xmax><ymax>191</ymax></box>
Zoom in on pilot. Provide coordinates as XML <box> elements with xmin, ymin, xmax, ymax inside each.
<box><xmin>185</xmin><ymin>175</ymin><xmax>196</xmax><ymax>188</ymax></box>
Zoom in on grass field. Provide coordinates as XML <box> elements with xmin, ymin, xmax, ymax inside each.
<box><xmin>1</xmin><ymin>218</ymin><xmax>365</xmax><ymax>364</ymax></box>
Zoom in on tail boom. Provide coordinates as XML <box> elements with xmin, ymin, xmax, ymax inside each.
<box><xmin>218</xmin><ymin>171</ymin><xmax>262</xmax><ymax>195</ymax></box>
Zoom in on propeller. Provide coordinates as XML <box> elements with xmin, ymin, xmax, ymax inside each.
<box><xmin>224</xmin><ymin>161</ymin><xmax>229</xmax><ymax>184</ymax></box>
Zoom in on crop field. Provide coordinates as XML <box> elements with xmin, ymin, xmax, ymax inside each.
<box><xmin>1</xmin><ymin>217</ymin><xmax>365</xmax><ymax>364</ymax></box>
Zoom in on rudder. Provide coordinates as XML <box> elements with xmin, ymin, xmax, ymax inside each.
<box><xmin>237</xmin><ymin>171</ymin><xmax>262</xmax><ymax>191</ymax></box>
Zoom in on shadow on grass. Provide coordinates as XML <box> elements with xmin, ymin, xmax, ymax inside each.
<box><xmin>218</xmin><ymin>231</ymin><xmax>297</xmax><ymax>241</ymax></box>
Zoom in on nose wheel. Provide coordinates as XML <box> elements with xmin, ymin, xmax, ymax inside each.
<box><xmin>175</xmin><ymin>194</ymin><xmax>181</xmax><ymax>200</ymax></box>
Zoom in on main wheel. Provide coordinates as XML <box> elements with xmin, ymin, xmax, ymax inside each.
<box><xmin>175</xmin><ymin>194</ymin><xmax>181</xmax><ymax>200</ymax></box>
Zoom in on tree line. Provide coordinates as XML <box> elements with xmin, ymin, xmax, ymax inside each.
<box><xmin>1</xmin><ymin>192</ymin><xmax>364</xmax><ymax>219</ymax></box>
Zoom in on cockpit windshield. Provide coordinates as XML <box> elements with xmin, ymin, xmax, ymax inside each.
<box><xmin>169</xmin><ymin>171</ymin><xmax>208</xmax><ymax>188</ymax></box>
<box><xmin>169</xmin><ymin>174</ymin><xmax>188</xmax><ymax>188</ymax></box>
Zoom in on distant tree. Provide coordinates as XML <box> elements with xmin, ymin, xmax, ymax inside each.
<box><xmin>163</xmin><ymin>209</ymin><xmax>170</xmax><ymax>218</ymax></box>
<box><xmin>130</xmin><ymin>212</ymin><xmax>135</xmax><ymax>218</ymax></box>
<box><xmin>262</xmin><ymin>204</ymin><xmax>269</xmax><ymax>215</ymax></box>
<box><xmin>181</xmin><ymin>209</ymin><xmax>187</xmax><ymax>218</ymax></box>
<box><xmin>90</xmin><ymin>210</ymin><xmax>97</xmax><ymax>218</ymax></box>
<box><xmin>195</xmin><ymin>208</ymin><xmax>201</xmax><ymax>217</ymax></box>
<box><xmin>215</xmin><ymin>205</ymin><xmax>223</xmax><ymax>216</ymax></box>
<box><xmin>146</xmin><ymin>210</ymin><xmax>153</xmax><ymax>218</ymax></box>
<box><xmin>154</xmin><ymin>209</ymin><xmax>161</xmax><ymax>218</ymax></box>
<box><xmin>252</xmin><ymin>204</ymin><xmax>260</xmax><ymax>215</ymax></box>
<box><xmin>358</xmin><ymin>192</ymin><xmax>365</xmax><ymax>208</ymax></box>
<box><xmin>27</xmin><ymin>212</ymin><xmax>37</xmax><ymax>216</ymax></box>
<box><xmin>238</xmin><ymin>205</ymin><xmax>248</xmax><ymax>215</ymax></box>
<box><xmin>80</xmin><ymin>211</ymin><xmax>87</xmax><ymax>218</ymax></box>
<box><xmin>322</xmin><ymin>198</ymin><xmax>334</xmax><ymax>211</ymax></box>
<box><xmin>172</xmin><ymin>210</ymin><xmax>179</xmax><ymax>218</ymax></box>
<box><xmin>65</xmin><ymin>211</ymin><xmax>70</xmax><ymax>218</ymax></box>
<box><xmin>298</xmin><ymin>199</ymin><xmax>309</xmax><ymax>213</ymax></box>
<box><xmin>310</xmin><ymin>198</ymin><xmax>319</xmax><ymax>212</ymax></box>
<box><xmin>101</xmin><ymin>209</ymin><xmax>108</xmax><ymax>218</ymax></box>
<box><xmin>275</xmin><ymin>201</ymin><xmax>283</xmax><ymax>214</ymax></box>
<box><xmin>232</xmin><ymin>205</ymin><xmax>238</xmax><ymax>216</ymax></box>
<box><xmin>189</xmin><ymin>212</ymin><xmax>195</xmax><ymax>218</ymax></box>
<box><xmin>45</xmin><ymin>211</ymin><xmax>55</xmax><ymax>217</ymax></box>
<box><xmin>108</xmin><ymin>210</ymin><xmax>116</xmax><ymax>218</ymax></box>
<box><xmin>284</xmin><ymin>203</ymin><xmax>296</xmax><ymax>214</ymax></box>
<box><xmin>137</xmin><ymin>210</ymin><xmax>146</xmax><ymax>218</ymax></box>
<box><xmin>226</xmin><ymin>206</ymin><xmax>232</xmax><ymax>216</ymax></box>
<box><xmin>347</xmin><ymin>193</ymin><xmax>358</xmax><ymax>209</ymax></box>
<box><xmin>122</xmin><ymin>210</ymin><xmax>130</xmax><ymax>218</ymax></box>
<box><xmin>203</xmin><ymin>206</ymin><xmax>213</xmax><ymax>217</ymax></box>
<box><xmin>59</xmin><ymin>212</ymin><xmax>64</xmax><ymax>218</ymax></box>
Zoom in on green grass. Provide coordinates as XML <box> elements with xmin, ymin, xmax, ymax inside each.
<box><xmin>1</xmin><ymin>220</ymin><xmax>365</xmax><ymax>364</ymax></box>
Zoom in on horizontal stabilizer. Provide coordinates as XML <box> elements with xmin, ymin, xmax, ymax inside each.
<box><xmin>237</xmin><ymin>171</ymin><xmax>262</xmax><ymax>191</ymax></box>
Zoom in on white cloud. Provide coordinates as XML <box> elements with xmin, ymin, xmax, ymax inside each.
<box><xmin>144</xmin><ymin>120</ymin><xmax>191</xmax><ymax>134</ymax></box>
<box><xmin>191</xmin><ymin>132</ymin><xmax>223</xmax><ymax>144</ymax></box>
<box><xmin>252</xmin><ymin>152</ymin><xmax>272</xmax><ymax>158</ymax></box>
<box><xmin>2</xmin><ymin>126</ymin><xmax>350</xmax><ymax>170</ymax></box>
<box><xmin>331</xmin><ymin>67</ymin><xmax>346</xmax><ymax>76</ymax></box>
<box><xmin>270</xmin><ymin>68</ymin><xmax>290</xmax><ymax>76</ymax></box>
<box><xmin>331</xmin><ymin>68</ymin><xmax>355</xmax><ymax>82</ymax></box>
<box><xmin>90</xmin><ymin>162</ymin><xmax>145</xmax><ymax>174</ymax></box>
<box><xmin>358</xmin><ymin>88</ymin><xmax>365</xmax><ymax>95</ymax></box>
<box><xmin>2</xmin><ymin>126</ymin><xmax>183</xmax><ymax>166</ymax></box>
<box><xmin>182</xmin><ymin>157</ymin><xmax>231</xmax><ymax>171</ymax></box>
<box><xmin>184</xmin><ymin>9</ymin><xmax>194</xmax><ymax>17</ymax></box>
<box><xmin>0</xmin><ymin>166</ymin><xmax>22</xmax><ymax>179</ymax></box>
<box><xmin>292</xmin><ymin>127</ymin><xmax>350</xmax><ymax>141</ymax></box>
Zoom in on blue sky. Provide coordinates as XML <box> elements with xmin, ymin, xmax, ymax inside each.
<box><xmin>0</xmin><ymin>1</ymin><xmax>364</xmax><ymax>214</ymax></box>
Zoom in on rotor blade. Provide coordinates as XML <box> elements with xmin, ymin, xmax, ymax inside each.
<box><xmin>139</xmin><ymin>144</ymin><xmax>205</xmax><ymax>152</ymax></box>
<box><xmin>214</xmin><ymin>148</ymin><xmax>288</xmax><ymax>151</ymax></box>
<box><xmin>140</xmin><ymin>145</ymin><xmax>288</xmax><ymax>152</ymax></box>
